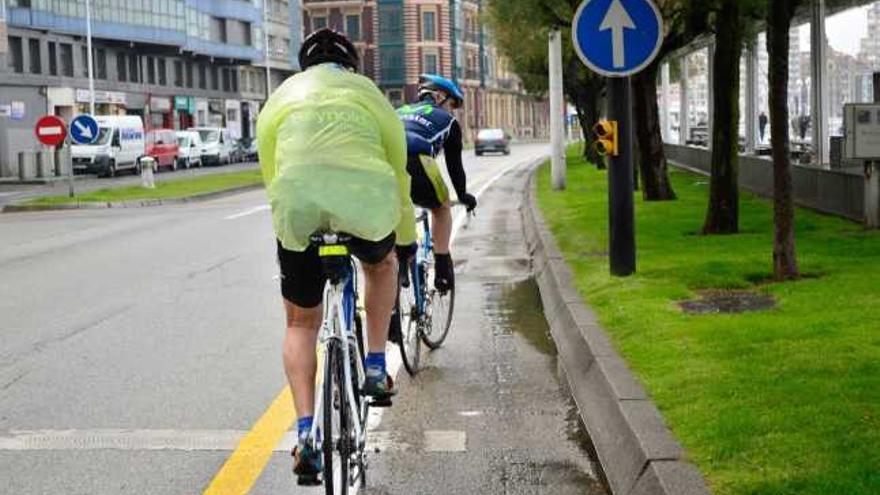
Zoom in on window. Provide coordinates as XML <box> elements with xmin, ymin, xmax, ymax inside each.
<box><xmin>81</xmin><ymin>45</ymin><xmax>88</xmax><ymax>77</ymax></box>
<box><xmin>312</xmin><ymin>17</ymin><xmax>327</xmax><ymax>31</ymax></box>
<box><xmin>378</xmin><ymin>5</ymin><xmax>402</xmax><ymax>39</ymax></box>
<box><xmin>158</xmin><ymin>58</ymin><xmax>167</xmax><ymax>85</ymax></box>
<box><xmin>222</xmin><ymin>68</ymin><xmax>231</xmax><ymax>92</ymax></box>
<box><xmin>129</xmin><ymin>54</ymin><xmax>139</xmax><ymax>82</ymax></box>
<box><xmin>231</xmin><ymin>70</ymin><xmax>238</xmax><ymax>93</ymax></box>
<box><xmin>117</xmin><ymin>53</ymin><xmax>127</xmax><ymax>81</ymax></box>
<box><xmin>48</xmin><ymin>42</ymin><xmax>57</xmax><ymax>75</ymax></box>
<box><xmin>174</xmin><ymin>60</ymin><xmax>183</xmax><ymax>86</ymax></box>
<box><xmin>8</xmin><ymin>37</ymin><xmax>23</xmax><ymax>73</ymax></box>
<box><xmin>60</xmin><ymin>43</ymin><xmax>73</xmax><ymax>77</ymax></box>
<box><xmin>211</xmin><ymin>66</ymin><xmax>219</xmax><ymax>90</ymax></box>
<box><xmin>211</xmin><ymin>17</ymin><xmax>227</xmax><ymax>43</ymax></box>
<box><xmin>422</xmin><ymin>11</ymin><xmax>436</xmax><ymax>41</ymax></box>
<box><xmin>424</xmin><ymin>53</ymin><xmax>438</xmax><ymax>74</ymax></box>
<box><xmin>199</xmin><ymin>64</ymin><xmax>207</xmax><ymax>89</ymax></box>
<box><xmin>346</xmin><ymin>15</ymin><xmax>360</xmax><ymax>41</ymax></box>
<box><xmin>147</xmin><ymin>56</ymin><xmax>155</xmax><ymax>84</ymax></box>
<box><xmin>185</xmin><ymin>61</ymin><xmax>193</xmax><ymax>88</ymax></box>
<box><xmin>29</xmin><ymin>39</ymin><xmax>41</xmax><ymax>74</ymax></box>
<box><xmin>96</xmin><ymin>49</ymin><xmax>106</xmax><ymax>79</ymax></box>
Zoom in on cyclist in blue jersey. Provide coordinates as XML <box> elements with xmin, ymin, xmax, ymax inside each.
<box><xmin>396</xmin><ymin>74</ymin><xmax>477</xmax><ymax>293</ymax></box>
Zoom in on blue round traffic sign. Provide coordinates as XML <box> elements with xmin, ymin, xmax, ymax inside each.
<box><xmin>69</xmin><ymin>114</ymin><xmax>100</xmax><ymax>145</ymax></box>
<box><xmin>572</xmin><ymin>0</ymin><xmax>663</xmax><ymax>78</ymax></box>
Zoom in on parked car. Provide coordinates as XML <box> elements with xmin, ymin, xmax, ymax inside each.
<box><xmin>175</xmin><ymin>131</ymin><xmax>204</xmax><ymax>169</ymax></box>
<box><xmin>145</xmin><ymin>129</ymin><xmax>180</xmax><ymax>172</ymax></box>
<box><xmin>233</xmin><ymin>137</ymin><xmax>258</xmax><ymax>163</ymax></box>
<box><xmin>475</xmin><ymin>128</ymin><xmax>511</xmax><ymax>156</ymax></box>
<box><xmin>71</xmin><ymin>115</ymin><xmax>145</xmax><ymax>177</ymax></box>
<box><xmin>189</xmin><ymin>127</ymin><xmax>233</xmax><ymax>166</ymax></box>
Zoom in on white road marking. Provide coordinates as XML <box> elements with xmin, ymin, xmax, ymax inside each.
<box><xmin>423</xmin><ymin>430</ymin><xmax>467</xmax><ymax>452</ymax></box>
<box><xmin>458</xmin><ymin>410</ymin><xmax>483</xmax><ymax>417</ymax></box>
<box><xmin>0</xmin><ymin>429</ymin><xmax>247</xmax><ymax>451</ymax></box>
<box><xmin>224</xmin><ymin>205</ymin><xmax>269</xmax><ymax>220</ymax></box>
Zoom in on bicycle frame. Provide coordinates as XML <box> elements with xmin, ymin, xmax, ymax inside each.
<box><xmin>312</xmin><ymin>259</ymin><xmax>366</xmax><ymax>454</ymax></box>
<box><xmin>412</xmin><ymin>209</ymin><xmax>433</xmax><ymax>314</ymax></box>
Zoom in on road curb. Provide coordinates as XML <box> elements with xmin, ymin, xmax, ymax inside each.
<box><xmin>2</xmin><ymin>184</ymin><xmax>263</xmax><ymax>213</ymax></box>
<box><xmin>521</xmin><ymin>168</ymin><xmax>710</xmax><ymax>495</ymax></box>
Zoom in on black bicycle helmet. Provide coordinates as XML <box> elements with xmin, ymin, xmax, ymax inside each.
<box><xmin>299</xmin><ymin>28</ymin><xmax>359</xmax><ymax>71</ymax></box>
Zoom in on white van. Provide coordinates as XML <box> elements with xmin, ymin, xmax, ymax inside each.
<box><xmin>175</xmin><ymin>130</ymin><xmax>204</xmax><ymax>169</ymax></box>
<box><xmin>72</xmin><ymin>115</ymin><xmax>145</xmax><ymax>177</ymax></box>
<box><xmin>188</xmin><ymin>127</ymin><xmax>233</xmax><ymax>166</ymax></box>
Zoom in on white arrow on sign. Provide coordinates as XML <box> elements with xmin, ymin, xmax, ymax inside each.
<box><xmin>600</xmin><ymin>0</ymin><xmax>636</xmax><ymax>69</ymax></box>
<box><xmin>73</xmin><ymin>120</ymin><xmax>94</xmax><ymax>140</ymax></box>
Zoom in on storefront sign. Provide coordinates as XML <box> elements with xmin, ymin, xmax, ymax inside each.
<box><xmin>76</xmin><ymin>89</ymin><xmax>126</xmax><ymax>105</ymax></box>
<box><xmin>11</xmin><ymin>101</ymin><xmax>25</xmax><ymax>120</ymax></box>
<box><xmin>174</xmin><ymin>96</ymin><xmax>189</xmax><ymax>110</ymax></box>
<box><xmin>150</xmin><ymin>96</ymin><xmax>172</xmax><ymax>113</ymax></box>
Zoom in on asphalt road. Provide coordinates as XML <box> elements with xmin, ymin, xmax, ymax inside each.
<box><xmin>0</xmin><ymin>144</ymin><xmax>608</xmax><ymax>495</ymax></box>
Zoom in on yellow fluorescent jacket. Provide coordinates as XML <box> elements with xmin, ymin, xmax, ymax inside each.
<box><xmin>257</xmin><ymin>64</ymin><xmax>416</xmax><ymax>252</ymax></box>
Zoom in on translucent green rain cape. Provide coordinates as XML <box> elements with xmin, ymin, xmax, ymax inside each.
<box><xmin>257</xmin><ymin>64</ymin><xmax>416</xmax><ymax>252</ymax></box>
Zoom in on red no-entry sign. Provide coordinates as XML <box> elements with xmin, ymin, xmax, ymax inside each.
<box><xmin>35</xmin><ymin>115</ymin><xmax>67</xmax><ymax>147</ymax></box>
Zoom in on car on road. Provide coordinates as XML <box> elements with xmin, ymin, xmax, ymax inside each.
<box><xmin>189</xmin><ymin>127</ymin><xmax>233</xmax><ymax>166</ymax></box>
<box><xmin>175</xmin><ymin>131</ymin><xmax>204</xmax><ymax>169</ymax></box>
<box><xmin>145</xmin><ymin>129</ymin><xmax>180</xmax><ymax>172</ymax></box>
<box><xmin>71</xmin><ymin>115</ymin><xmax>145</xmax><ymax>177</ymax></box>
<box><xmin>475</xmin><ymin>128</ymin><xmax>511</xmax><ymax>156</ymax></box>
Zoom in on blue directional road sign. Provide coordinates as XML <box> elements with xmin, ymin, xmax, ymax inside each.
<box><xmin>572</xmin><ymin>0</ymin><xmax>663</xmax><ymax>78</ymax></box>
<box><xmin>69</xmin><ymin>114</ymin><xmax>100</xmax><ymax>145</ymax></box>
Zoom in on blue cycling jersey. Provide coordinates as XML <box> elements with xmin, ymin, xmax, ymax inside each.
<box><xmin>397</xmin><ymin>101</ymin><xmax>457</xmax><ymax>157</ymax></box>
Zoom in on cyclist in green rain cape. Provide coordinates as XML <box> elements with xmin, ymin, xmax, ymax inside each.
<box><xmin>256</xmin><ymin>28</ymin><xmax>416</xmax><ymax>484</ymax></box>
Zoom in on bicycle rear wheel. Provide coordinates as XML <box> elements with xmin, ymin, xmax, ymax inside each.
<box><xmin>421</xmin><ymin>260</ymin><xmax>455</xmax><ymax>350</ymax></box>
<box><xmin>397</xmin><ymin>262</ymin><xmax>421</xmax><ymax>375</ymax></box>
<box><xmin>323</xmin><ymin>341</ymin><xmax>350</xmax><ymax>495</ymax></box>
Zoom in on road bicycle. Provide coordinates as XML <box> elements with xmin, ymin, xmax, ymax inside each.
<box><xmin>393</xmin><ymin>207</ymin><xmax>462</xmax><ymax>376</ymax></box>
<box><xmin>308</xmin><ymin>232</ymin><xmax>369</xmax><ymax>495</ymax></box>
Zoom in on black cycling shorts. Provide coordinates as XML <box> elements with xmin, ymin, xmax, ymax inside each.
<box><xmin>277</xmin><ymin>234</ymin><xmax>396</xmax><ymax>308</ymax></box>
<box><xmin>407</xmin><ymin>154</ymin><xmax>449</xmax><ymax>210</ymax></box>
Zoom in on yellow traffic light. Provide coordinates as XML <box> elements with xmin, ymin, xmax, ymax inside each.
<box><xmin>592</xmin><ymin>120</ymin><xmax>618</xmax><ymax>157</ymax></box>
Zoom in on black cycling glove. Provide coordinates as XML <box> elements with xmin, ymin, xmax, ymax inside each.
<box><xmin>460</xmin><ymin>193</ymin><xmax>477</xmax><ymax>212</ymax></box>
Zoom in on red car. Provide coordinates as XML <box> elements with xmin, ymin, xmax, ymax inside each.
<box><xmin>145</xmin><ymin>129</ymin><xmax>181</xmax><ymax>171</ymax></box>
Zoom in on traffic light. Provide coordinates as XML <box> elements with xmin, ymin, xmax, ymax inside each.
<box><xmin>592</xmin><ymin>120</ymin><xmax>618</xmax><ymax>157</ymax></box>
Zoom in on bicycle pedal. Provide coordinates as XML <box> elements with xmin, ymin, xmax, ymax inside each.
<box><xmin>296</xmin><ymin>474</ymin><xmax>321</xmax><ymax>486</ymax></box>
<box><xmin>368</xmin><ymin>397</ymin><xmax>393</xmax><ymax>408</ymax></box>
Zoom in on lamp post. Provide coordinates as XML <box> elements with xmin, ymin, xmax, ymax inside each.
<box><xmin>86</xmin><ymin>0</ymin><xmax>95</xmax><ymax>114</ymax></box>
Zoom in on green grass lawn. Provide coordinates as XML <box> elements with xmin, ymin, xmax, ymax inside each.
<box><xmin>537</xmin><ymin>147</ymin><xmax>879</xmax><ymax>495</ymax></box>
<box><xmin>23</xmin><ymin>169</ymin><xmax>262</xmax><ymax>206</ymax></box>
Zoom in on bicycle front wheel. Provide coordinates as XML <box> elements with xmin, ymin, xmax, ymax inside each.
<box><xmin>323</xmin><ymin>341</ymin><xmax>350</xmax><ymax>495</ymax></box>
<box><xmin>421</xmin><ymin>261</ymin><xmax>454</xmax><ymax>350</ymax></box>
<box><xmin>397</xmin><ymin>262</ymin><xmax>421</xmax><ymax>375</ymax></box>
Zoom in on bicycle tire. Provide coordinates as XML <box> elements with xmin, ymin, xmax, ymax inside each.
<box><xmin>421</xmin><ymin>258</ymin><xmax>455</xmax><ymax>349</ymax></box>
<box><xmin>397</xmin><ymin>262</ymin><xmax>421</xmax><ymax>375</ymax></box>
<box><xmin>323</xmin><ymin>341</ymin><xmax>350</xmax><ymax>495</ymax></box>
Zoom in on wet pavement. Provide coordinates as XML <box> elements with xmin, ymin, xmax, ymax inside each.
<box><xmin>360</xmin><ymin>164</ymin><xmax>609</xmax><ymax>494</ymax></box>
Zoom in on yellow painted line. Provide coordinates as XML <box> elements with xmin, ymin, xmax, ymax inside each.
<box><xmin>203</xmin><ymin>350</ymin><xmax>323</xmax><ymax>495</ymax></box>
<box><xmin>202</xmin><ymin>386</ymin><xmax>296</xmax><ymax>495</ymax></box>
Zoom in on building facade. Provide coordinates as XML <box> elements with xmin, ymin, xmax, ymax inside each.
<box><xmin>302</xmin><ymin>0</ymin><xmax>549</xmax><ymax>143</ymax></box>
<box><xmin>0</xmin><ymin>0</ymin><xmax>301</xmax><ymax>177</ymax></box>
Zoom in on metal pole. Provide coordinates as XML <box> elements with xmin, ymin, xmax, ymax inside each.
<box><xmin>811</xmin><ymin>0</ymin><xmax>830</xmax><ymax>166</ymax></box>
<box><xmin>679</xmin><ymin>54</ymin><xmax>689</xmax><ymax>145</ymax></box>
<box><xmin>549</xmin><ymin>29</ymin><xmax>566</xmax><ymax>190</ymax></box>
<box><xmin>263</xmin><ymin>0</ymin><xmax>271</xmax><ymax>97</ymax></box>
<box><xmin>609</xmin><ymin>77</ymin><xmax>636</xmax><ymax>276</ymax></box>
<box><xmin>661</xmin><ymin>62</ymin><xmax>671</xmax><ymax>141</ymax></box>
<box><xmin>86</xmin><ymin>0</ymin><xmax>95</xmax><ymax>115</ymax></box>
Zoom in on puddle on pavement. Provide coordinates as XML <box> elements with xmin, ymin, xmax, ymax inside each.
<box><xmin>483</xmin><ymin>278</ymin><xmax>610</xmax><ymax>494</ymax></box>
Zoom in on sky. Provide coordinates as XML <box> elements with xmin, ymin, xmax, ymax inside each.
<box><xmin>799</xmin><ymin>6</ymin><xmax>870</xmax><ymax>56</ymax></box>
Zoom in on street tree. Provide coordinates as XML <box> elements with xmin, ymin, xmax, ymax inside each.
<box><xmin>632</xmin><ymin>0</ymin><xmax>711</xmax><ymax>201</ymax></box>
<box><xmin>701</xmin><ymin>0</ymin><xmax>763</xmax><ymax>234</ymax></box>
<box><xmin>766</xmin><ymin>0</ymin><xmax>804</xmax><ymax>280</ymax></box>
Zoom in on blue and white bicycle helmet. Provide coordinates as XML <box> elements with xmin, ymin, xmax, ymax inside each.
<box><xmin>418</xmin><ymin>74</ymin><xmax>465</xmax><ymax>108</ymax></box>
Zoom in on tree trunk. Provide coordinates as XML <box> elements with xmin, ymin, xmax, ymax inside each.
<box><xmin>564</xmin><ymin>60</ymin><xmax>605</xmax><ymax>168</ymax></box>
<box><xmin>702</xmin><ymin>0</ymin><xmax>743</xmax><ymax>235</ymax></box>
<box><xmin>767</xmin><ymin>0</ymin><xmax>800</xmax><ymax>280</ymax></box>
<box><xmin>633</xmin><ymin>60</ymin><xmax>677</xmax><ymax>200</ymax></box>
